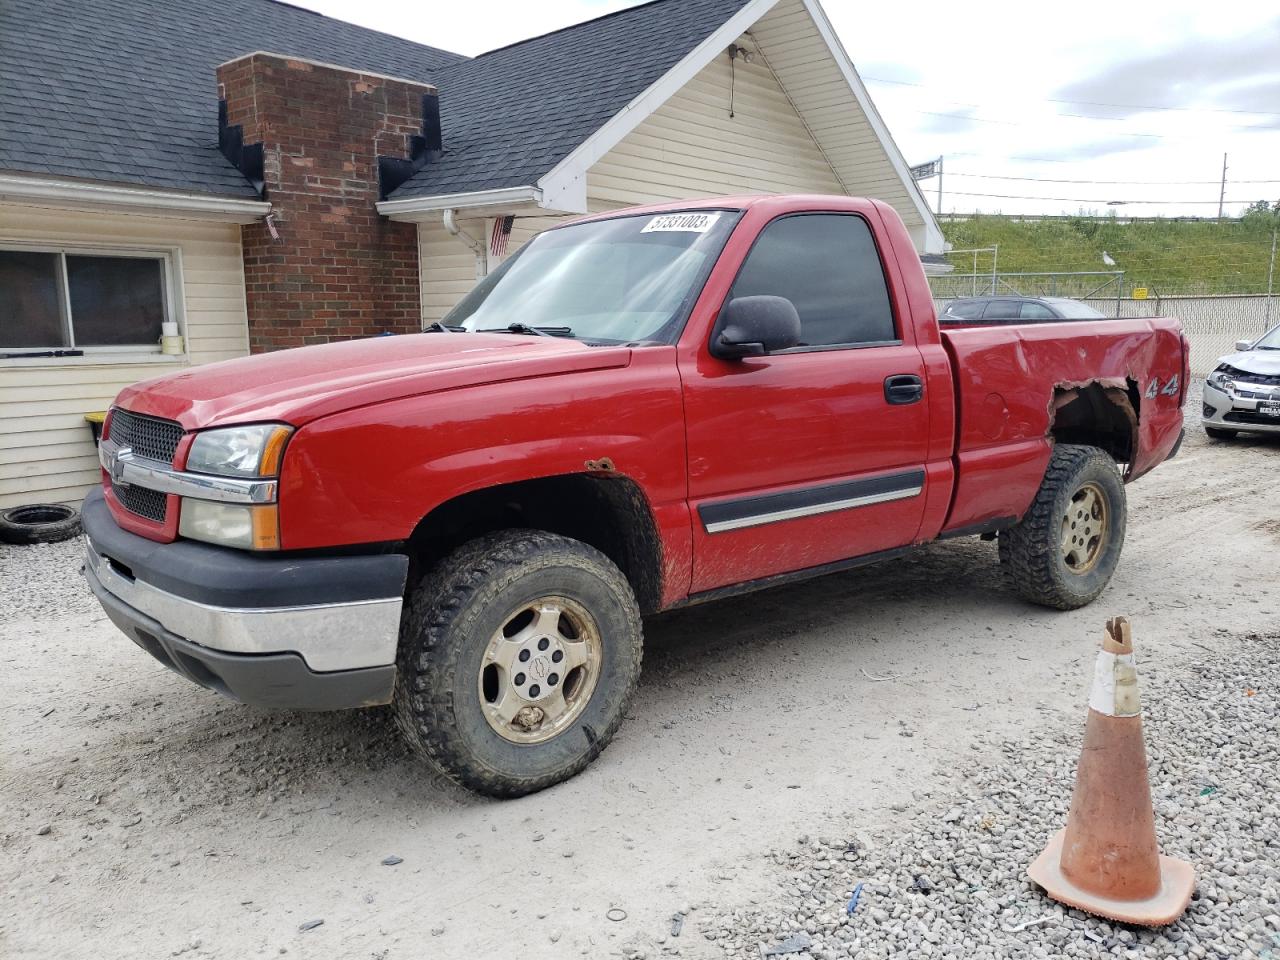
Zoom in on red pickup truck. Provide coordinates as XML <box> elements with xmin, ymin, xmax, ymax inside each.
<box><xmin>84</xmin><ymin>195</ymin><xmax>1187</xmax><ymax>796</ymax></box>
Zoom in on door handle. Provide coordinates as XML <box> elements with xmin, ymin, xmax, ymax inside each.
<box><xmin>884</xmin><ymin>374</ymin><xmax>924</xmax><ymax>405</ymax></box>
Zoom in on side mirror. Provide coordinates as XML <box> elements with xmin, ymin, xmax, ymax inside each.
<box><xmin>712</xmin><ymin>296</ymin><xmax>801</xmax><ymax>360</ymax></box>
<box><xmin>1235</xmin><ymin>339</ymin><xmax>1254</xmax><ymax>352</ymax></box>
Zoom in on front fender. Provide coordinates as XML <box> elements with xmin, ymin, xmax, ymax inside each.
<box><xmin>276</xmin><ymin>351</ymin><xmax>688</xmax><ymax>552</ymax></box>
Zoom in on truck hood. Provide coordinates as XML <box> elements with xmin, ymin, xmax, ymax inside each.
<box><xmin>114</xmin><ymin>333</ymin><xmax>631</xmax><ymax>430</ymax></box>
<box><xmin>1219</xmin><ymin>350</ymin><xmax>1280</xmax><ymax>377</ymax></box>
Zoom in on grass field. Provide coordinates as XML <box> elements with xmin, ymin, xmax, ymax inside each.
<box><xmin>938</xmin><ymin>212</ymin><xmax>1280</xmax><ymax>296</ymax></box>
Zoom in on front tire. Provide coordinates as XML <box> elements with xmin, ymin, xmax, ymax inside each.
<box><xmin>998</xmin><ymin>444</ymin><xmax>1126</xmax><ymax>610</ymax></box>
<box><xmin>1205</xmin><ymin>426</ymin><xmax>1237</xmax><ymax>440</ymax></box>
<box><xmin>394</xmin><ymin>530</ymin><xmax>642</xmax><ymax>797</ymax></box>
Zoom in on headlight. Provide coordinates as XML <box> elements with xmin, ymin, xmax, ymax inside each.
<box><xmin>179</xmin><ymin>501</ymin><xmax>280</xmax><ymax>550</ymax></box>
<box><xmin>180</xmin><ymin>424</ymin><xmax>291</xmax><ymax>550</ymax></box>
<box><xmin>1206</xmin><ymin>369</ymin><xmax>1234</xmax><ymax>394</ymax></box>
<box><xmin>186</xmin><ymin>424</ymin><xmax>292</xmax><ymax>478</ymax></box>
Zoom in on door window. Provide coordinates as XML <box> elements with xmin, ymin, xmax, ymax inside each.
<box><xmin>981</xmin><ymin>300</ymin><xmax>1022</xmax><ymax>320</ymax></box>
<box><xmin>944</xmin><ymin>301</ymin><xmax>983</xmax><ymax>319</ymax></box>
<box><xmin>1019</xmin><ymin>301</ymin><xmax>1057</xmax><ymax>320</ymax></box>
<box><xmin>727</xmin><ymin>214</ymin><xmax>896</xmax><ymax>348</ymax></box>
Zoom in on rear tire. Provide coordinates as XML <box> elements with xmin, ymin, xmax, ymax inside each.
<box><xmin>1204</xmin><ymin>427</ymin><xmax>1237</xmax><ymax>440</ymax></box>
<box><xmin>998</xmin><ymin>444</ymin><xmax>1126</xmax><ymax>610</ymax></box>
<box><xmin>394</xmin><ymin>530</ymin><xmax>642</xmax><ymax>797</ymax></box>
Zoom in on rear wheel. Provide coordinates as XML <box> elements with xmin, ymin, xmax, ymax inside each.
<box><xmin>998</xmin><ymin>444</ymin><xmax>1126</xmax><ymax>610</ymax></box>
<box><xmin>394</xmin><ymin>530</ymin><xmax>642</xmax><ymax>797</ymax></box>
<box><xmin>1205</xmin><ymin>426</ymin><xmax>1237</xmax><ymax>440</ymax></box>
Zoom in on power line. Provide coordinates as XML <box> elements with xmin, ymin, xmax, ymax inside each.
<box><xmin>945</xmin><ymin>151</ymin><xmax>1277</xmax><ymax>168</ymax></box>
<box><xmin>862</xmin><ymin>75</ymin><xmax>1280</xmax><ymax>120</ymax></box>
<box><xmin>913</xmin><ymin>109</ymin><xmax>1269</xmax><ymax>141</ymax></box>
<box><xmin>945</xmin><ymin>190</ymin><xmax>1260</xmax><ymax>205</ymax></box>
<box><xmin>945</xmin><ymin>172</ymin><xmax>1280</xmax><ymax>186</ymax></box>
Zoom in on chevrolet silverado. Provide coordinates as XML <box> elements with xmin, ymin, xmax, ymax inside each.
<box><xmin>83</xmin><ymin>195</ymin><xmax>1188</xmax><ymax>796</ymax></box>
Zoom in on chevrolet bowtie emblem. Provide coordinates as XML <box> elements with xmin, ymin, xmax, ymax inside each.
<box><xmin>107</xmin><ymin>445</ymin><xmax>132</xmax><ymax>487</ymax></box>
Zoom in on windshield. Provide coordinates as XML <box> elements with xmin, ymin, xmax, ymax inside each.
<box><xmin>1253</xmin><ymin>325</ymin><xmax>1280</xmax><ymax>349</ymax></box>
<box><xmin>445</xmin><ymin>210</ymin><xmax>740</xmax><ymax>343</ymax></box>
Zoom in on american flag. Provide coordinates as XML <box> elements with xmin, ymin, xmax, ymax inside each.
<box><xmin>490</xmin><ymin>215</ymin><xmax>515</xmax><ymax>257</ymax></box>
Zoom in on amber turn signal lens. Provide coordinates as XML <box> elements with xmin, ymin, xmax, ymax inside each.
<box><xmin>250</xmin><ymin>503</ymin><xmax>280</xmax><ymax>551</ymax></box>
<box><xmin>258</xmin><ymin>426</ymin><xmax>293</xmax><ymax>477</ymax></box>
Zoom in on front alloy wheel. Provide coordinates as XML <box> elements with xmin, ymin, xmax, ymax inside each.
<box><xmin>479</xmin><ymin>597</ymin><xmax>602</xmax><ymax>744</ymax></box>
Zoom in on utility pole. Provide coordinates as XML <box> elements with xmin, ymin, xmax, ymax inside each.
<box><xmin>937</xmin><ymin>155</ymin><xmax>943</xmax><ymax>217</ymax></box>
<box><xmin>1266</xmin><ymin>224</ymin><xmax>1277</xmax><ymax>328</ymax></box>
<box><xmin>1218</xmin><ymin>153</ymin><xmax>1228</xmax><ymax>219</ymax></box>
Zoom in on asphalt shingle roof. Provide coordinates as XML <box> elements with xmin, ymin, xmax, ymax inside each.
<box><xmin>388</xmin><ymin>0</ymin><xmax>753</xmax><ymax>200</ymax></box>
<box><xmin>0</xmin><ymin>0</ymin><xmax>753</xmax><ymax>201</ymax></box>
<box><xmin>0</xmin><ymin>0</ymin><xmax>466</xmax><ymax>197</ymax></box>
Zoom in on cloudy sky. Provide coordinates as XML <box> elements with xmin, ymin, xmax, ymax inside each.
<box><xmin>295</xmin><ymin>0</ymin><xmax>1280</xmax><ymax>218</ymax></box>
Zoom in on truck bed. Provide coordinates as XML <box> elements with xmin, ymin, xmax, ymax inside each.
<box><xmin>938</xmin><ymin>316</ymin><xmax>1186</xmax><ymax>535</ymax></box>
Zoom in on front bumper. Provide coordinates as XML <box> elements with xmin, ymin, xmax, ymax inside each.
<box><xmin>82</xmin><ymin>488</ymin><xmax>408</xmax><ymax>710</ymax></box>
<box><xmin>1202</xmin><ymin>381</ymin><xmax>1280</xmax><ymax>434</ymax></box>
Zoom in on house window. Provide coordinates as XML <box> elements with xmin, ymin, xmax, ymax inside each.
<box><xmin>0</xmin><ymin>247</ymin><xmax>171</xmax><ymax>353</ymax></box>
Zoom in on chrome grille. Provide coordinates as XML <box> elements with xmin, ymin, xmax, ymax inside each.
<box><xmin>117</xmin><ymin>484</ymin><xmax>168</xmax><ymax>523</ymax></box>
<box><xmin>109</xmin><ymin>408</ymin><xmax>184</xmax><ymax>464</ymax></box>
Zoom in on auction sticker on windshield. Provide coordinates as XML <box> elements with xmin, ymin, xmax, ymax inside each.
<box><xmin>641</xmin><ymin>213</ymin><xmax>721</xmax><ymax>234</ymax></box>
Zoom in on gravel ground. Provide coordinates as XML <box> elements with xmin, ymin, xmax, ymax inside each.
<box><xmin>0</xmin><ymin>536</ymin><xmax>96</xmax><ymax>621</ymax></box>
<box><xmin>3</xmin><ymin>393</ymin><xmax>1280</xmax><ymax>959</ymax></box>
<box><xmin>696</xmin><ymin>628</ymin><xmax>1280</xmax><ymax>960</ymax></box>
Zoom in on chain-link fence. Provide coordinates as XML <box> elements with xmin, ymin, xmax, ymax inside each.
<box><xmin>929</xmin><ymin>215</ymin><xmax>1279</xmax><ymax>376</ymax></box>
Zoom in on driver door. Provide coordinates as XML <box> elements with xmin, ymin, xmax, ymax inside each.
<box><xmin>679</xmin><ymin>212</ymin><xmax>932</xmax><ymax>593</ymax></box>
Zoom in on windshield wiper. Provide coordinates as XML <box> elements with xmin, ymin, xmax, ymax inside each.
<box><xmin>424</xmin><ymin>321</ymin><xmax>465</xmax><ymax>333</ymax></box>
<box><xmin>479</xmin><ymin>323</ymin><xmax>574</xmax><ymax>338</ymax></box>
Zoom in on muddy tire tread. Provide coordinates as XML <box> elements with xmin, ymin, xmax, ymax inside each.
<box><xmin>393</xmin><ymin>530</ymin><xmax>642</xmax><ymax>798</ymax></box>
<box><xmin>998</xmin><ymin>444</ymin><xmax>1125</xmax><ymax>611</ymax></box>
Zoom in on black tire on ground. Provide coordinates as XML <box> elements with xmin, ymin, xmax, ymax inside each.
<box><xmin>1205</xmin><ymin>427</ymin><xmax>1237</xmax><ymax>440</ymax></box>
<box><xmin>998</xmin><ymin>444</ymin><xmax>1126</xmax><ymax>611</ymax></box>
<box><xmin>394</xmin><ymin>530</ymin><xmax>643</xmax><ymax>797</ymax></box>
<box><xmin>0</xmin><ymin>503</ymin><xmax>82</xmax><ymax>545</ymax></box>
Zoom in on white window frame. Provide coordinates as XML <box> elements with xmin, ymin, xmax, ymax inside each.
<box><xmin>0</xmin><ymin>240</ymin><xmax>186</xmax><ymax>362</ymax></box>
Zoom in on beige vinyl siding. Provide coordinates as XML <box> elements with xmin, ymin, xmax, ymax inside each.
<box><xmin>0</xmin><ymin>202</ymin><xmax>250</xmax><ymax>507</ymax></box>
<box><xmin>419</xmin><ymin>46</ymin><xmax>844</xmax><ymax>323</ymax></box>
<box><xmin>751</xmin><ymin>0</ymin><xmax>924</xmax><ymax>230</ymax></box>
<box><xmin>586</xmin><ymin>44</ymin><xmax>843</xmax><ymax>207</ymax></box>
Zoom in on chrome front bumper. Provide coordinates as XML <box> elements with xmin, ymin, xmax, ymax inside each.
<box><xmin>83</xmin><ymin>541</ymin><xmax>403</xmax><ymax>672</ymax></box>
<box><xmin>81</xmin><ymin>487</ymin><xmax>409</xmax><ymax>709</ymax></box>
<box><xmin>1202</xmin><ymin>381</ymin><xmax>1280</xmax><ymax>434</ymax></box>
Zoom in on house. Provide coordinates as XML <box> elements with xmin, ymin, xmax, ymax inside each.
<box><xmin>0</xmin><ymin>0</ymin><xmax>942</xmax><ymax>508</ymax></box>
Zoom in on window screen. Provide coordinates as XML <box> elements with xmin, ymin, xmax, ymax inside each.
<box><xmin>729</xmin><ymin>214</ymin><xmax>896</xmax><ymax>347</ymax></box>
<box><xmin>0</xmin><ymin>250</ymin><xmax>167</xmax><ymax>351</ymax></box>
<box><xmin>0</xmin><ymin>252</ymin><xmax>62</xmax><ymax>348</ymax></box>
<box><xmin>67</xmin><ymin>256</ymin><xmax>165</xmax><ymax>346</ymax></box>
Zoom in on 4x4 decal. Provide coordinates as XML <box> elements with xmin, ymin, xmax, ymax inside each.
<box><xmin>1145</xmin><ymin>374</ymin><xmax>1180</xmax><ymax>399</ymax></box>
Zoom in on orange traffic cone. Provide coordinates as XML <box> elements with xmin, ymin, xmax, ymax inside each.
<box><xmin>1027</xmin><ymin>616</ymin><xmax>1195</xmax><ymax>926</ymax></box>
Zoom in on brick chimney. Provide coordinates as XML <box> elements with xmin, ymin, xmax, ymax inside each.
<box><xmin>216</xmin><ymin>53</ymin><xmax>437</xmax><ymax>352</ymax></box>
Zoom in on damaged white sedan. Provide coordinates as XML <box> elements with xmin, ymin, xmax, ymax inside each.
<box><xmin>1202</xmin><ymin>324</ymin><xmax>1280</xmax><ymax>439</ymax></box>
